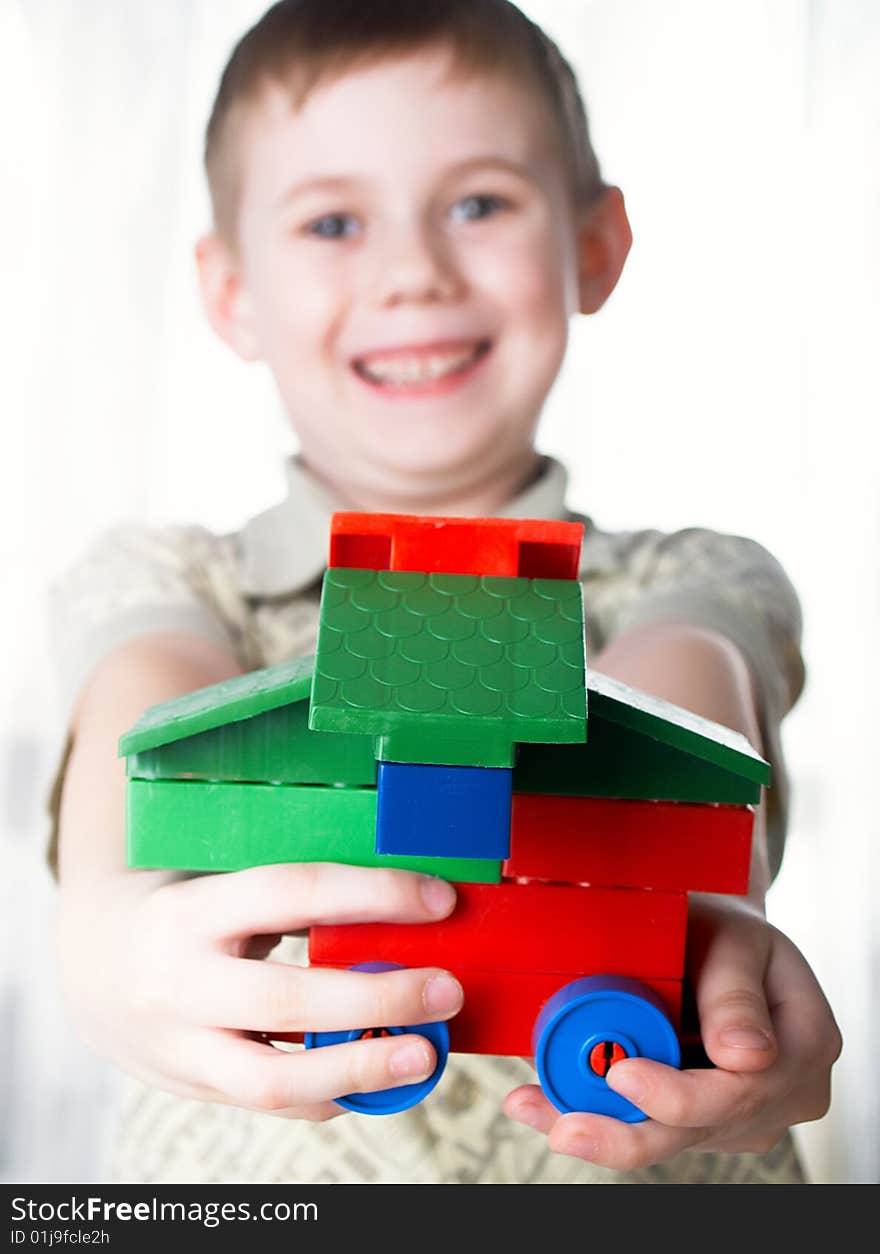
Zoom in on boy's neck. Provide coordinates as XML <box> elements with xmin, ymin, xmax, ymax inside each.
<box><xmin>303</xmin><ymin>450</ymin><xmax>545</xmax><ymax>519</ymax></box>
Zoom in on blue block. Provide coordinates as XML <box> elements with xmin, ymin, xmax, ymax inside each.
<box><xmin>376</xmin><ymin>761</ymin><xmax>512</xmax><ymax>859</ymax></box>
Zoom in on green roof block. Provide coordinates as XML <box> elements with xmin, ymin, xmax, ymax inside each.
<box><xmin>127</xmin><ymin>696</ymin><xmax>376</xmax><ymax>787</ymax></box>
<box><xmin>587</xmin><ymin>672</ymin><xmax>769</xmax><ymax>785</ymax></box>
<box><xmin>119</xmin><ymin>655</ymin><xmax>316</xmax><ymax>757</ymax></box>
<box><xmin>514</xmin><ymin>672</ymin><xmax>767</xmax><ymax>803</ymax></box>
<box><xmin>514</xmin><ymin>718</ymin><xmax>762</xmax><ymax>804</ymax></box>
<box><xmin>309</xmin><ymin>569</ymin><xmax>587</xmax><ymax>767</ymax></box>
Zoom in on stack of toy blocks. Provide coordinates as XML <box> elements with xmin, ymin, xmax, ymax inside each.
<box><xmin>120</xmin><ymin>510</ymin><xmax>766</xmax><ymax>1119</ymax></box>
<box><xmin>306</xmin><ymin>513</ymin><xmax>758</xmax><ymax>1111</ymax></box>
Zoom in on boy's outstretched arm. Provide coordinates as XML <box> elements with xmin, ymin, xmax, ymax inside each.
<box><xmin>56</xmin><ymin>633</ymin><xmax>462</xmax><ymax>1120</ymax></box>
<box><xmin>504</xmin><ymin>620</ymin><xmax>842</xmax><ymax>1169</ymax></box>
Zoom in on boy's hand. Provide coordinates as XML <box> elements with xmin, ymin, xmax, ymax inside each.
<box><xmin>503</xmin><ymin>897</ymin><xmax>842</xmax><ymax>1168</ymax></box>
<box><xmin>58</xmin><ymin>862</ymin><xmax>462</xmax><ymax>1121</ymax></box>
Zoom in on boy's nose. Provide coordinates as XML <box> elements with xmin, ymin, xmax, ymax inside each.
<box><xmin>374</xmin><ymin>223</ymin><xmax>462</xmax><ymax>307</ymax></box>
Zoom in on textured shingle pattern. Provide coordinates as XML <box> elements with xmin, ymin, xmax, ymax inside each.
<box><xmin>310</xmin><ymin>569</ymin><xmax>587</xmax><ymax>766</ymax></box>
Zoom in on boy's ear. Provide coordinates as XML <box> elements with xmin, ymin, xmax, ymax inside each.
<box><xmin>576</xmin><ymin>186</ymin><xmax>633</xmax><ymax>315</ymax></box>
<box><xmin>194</xmin><ymin>232</ymin><xmax>261</xmax><ymax>361</ymax></box>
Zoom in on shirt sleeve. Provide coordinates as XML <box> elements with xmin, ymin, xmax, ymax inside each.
<box><xmin>583</xmin><ymin>525</ymin><xmax>806</xmax><ymax>882</ymax></box>
<box><xmin>44</xmin><ymin>523</ymin><xmax>240</xmax><ymax>878</ymax></box>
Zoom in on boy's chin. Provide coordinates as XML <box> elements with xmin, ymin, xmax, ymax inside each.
<box><xmin>364</xmin><ymin>415</ymin><xmax>527</xmax><ymax>470</ymax></box>
<box><xmin>352</xmin><ymin>445</ymin><xmax>534</xmax><ymax>510</ymax></box>
<box><xmin>368</xmin><ymin>436</ymin><xmax>514</xmax><ymax>487</ymax></box>
<box><xmin>299</xmin><ymin>411</ymin><xmax>538</xmax><ymax>505</ymax></box>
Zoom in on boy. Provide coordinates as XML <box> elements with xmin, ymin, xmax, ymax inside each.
<box><xmin>48</xmin><ymin>0</ymin><xmax>840</xmax><ymax>1183</ymax></box>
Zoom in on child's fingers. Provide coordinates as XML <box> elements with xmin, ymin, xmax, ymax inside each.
<box><xmin>544</xmin><ymin>1109</ymin><xmax>706</xmax><ymax>1171</ymax></box>
<box><xmin>690</xmin><ymin>912</ymin><xmax>778</xmax><ymax>1072</ymax></box>
<box><xmin>163</xmin><ymin>861</ymin><xmax>457</xmax><ymax>941</ymax></box>
<box><xmin>506</xmin><ymin>1078</ymin><xmax>788</xmax><ymax>1168</ymax></box>
<box><xmin>506</xmin><ymin>1065</ymin><xmax>776</xmax><ymax>1143</ymax></box>
<box><xmin>603</xmin><ymin>1057</ymin><xmax>780</xmax><ymax>1128</ymax></box>
<box><xmin>507</xmin><ymin>1060</ymin><xmax>780</xmax><ymax>1141</ymax></box>
<box><xmin>503</xmin><ymin>1085</ymin><xmax>559</xmax><ymax>1135</ymax></box>
<box><xmin>203</xmin><ymin>1031</ymin><xmax>440</xmax><ymax>1112</ymax></box>
<box><xmin>764</xmin><ymin>927</ymin><xmax>843</xmax><ymax>1074</ymax></box>
<box><xmin>189</xmin><ymin>958</ymin><xmax>464</xmax><ymax>1033</ymax></box>
<box><xmin>510</xmin><ymin>1091</ymin><xmax>785</xmax><ymax>1169</ymax></box>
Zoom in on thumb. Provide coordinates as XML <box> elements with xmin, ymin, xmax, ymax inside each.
<box><xmin>690</xmin><ymin>907</ymin><xmax>778</xmax><ymax>1073</ymax></box>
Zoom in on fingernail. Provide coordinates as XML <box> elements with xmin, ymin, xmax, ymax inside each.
<box><xmin>606</xmin><ymin>1069</ymin><xmax>642</xmax><ymax>1103</ymax></box>
<box><xmin>719</xmin><ymin>1027</ymin><xmax>774</xmax><ymax>1050</ymax></box>
<box><xmin>420</xmin><ymin>876</ymin><xmax>456</xmax><ymax>915</ymax></box>
<box><xmin>423</xmin><ymin>974</ymin><xmax>464</xmax><ymax>1015</ymax></box>
<box><xmin>389</xmin><ymin>1041</ymin><xmax>432</xmax><ymax>1079</ymax></box>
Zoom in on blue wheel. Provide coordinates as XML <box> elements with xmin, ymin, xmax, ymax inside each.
<box><xmin>533</xmin><ymin>975</ymin><xmax>680</xmax><ymax>1122</ymax></box>
<box><xmin>304</xmin><ymin>962</ymin><xmax>450</xmax><ymax>1115</ymax></box>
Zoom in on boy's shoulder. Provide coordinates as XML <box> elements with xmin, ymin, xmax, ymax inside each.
<box><xmin>46</xmin><ymin>518</ymin><xmax>241</xmax><ymax>717</ymax></box>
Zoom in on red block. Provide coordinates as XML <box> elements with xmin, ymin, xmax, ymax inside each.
<box><xmin>505</xmin><ymin>795</ymin><xmax>754</xmax><ymax>894</ymax></box>
<box><xmin>309</xmin><ymin>881</ymin><xmax>687</xmax><ymax>980</ymax></box>
<box><xmin>304</xmin><ymin>966</ymin><xmax>682</xmax><ymax>1056</ymax></box>
<box><xmin>446</xmin><ymin>971</ymin><xmax>682</xmax><ymax>1056</ymax></box>
<box><xmin>328</xmin><ymin>513</ymin><xmax>584</xmax><ymax>578</ymax></box>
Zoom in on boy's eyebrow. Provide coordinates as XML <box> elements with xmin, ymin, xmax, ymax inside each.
<box><xmin>273</xmin><ymin>156</ymin><xmax>541</xmax><ymax>212</ymax></box>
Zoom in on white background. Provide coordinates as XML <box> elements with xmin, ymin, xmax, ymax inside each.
<box><xmin>1</xmin><ymin>0</ymin><xmax>877</xmax><ymax>1183</ymax></box>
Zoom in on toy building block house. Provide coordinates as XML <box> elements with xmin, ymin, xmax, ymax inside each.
<box><xmin>119</xmin><ymin>513</ymin><xmax>768</xmax><ymax>1120</ymax></box>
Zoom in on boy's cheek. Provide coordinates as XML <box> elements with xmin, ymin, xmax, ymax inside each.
<box><xmin>251</xmin><ymin>283</ymin><xmax>337</xmax><ymax>367</ymax></box>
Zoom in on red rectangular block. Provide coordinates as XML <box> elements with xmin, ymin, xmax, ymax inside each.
<box><xmin>309</xmin><ymin>881</ymin><xmax>687</xmax><ymax>980</ymax></box>
<box><xmin>328</xmin><ymin>512</ymin><xmax>583</xmax><ymax>578</ymax></box>
<box><xmin>505</xmin><ymin>794</ymin><xmax>753</xmax><ymax>894</ymax></box>
<box><xmin>445</xmin><ymin>971</ymin><xmax>682</xmax><ymax>1056</ymax></box>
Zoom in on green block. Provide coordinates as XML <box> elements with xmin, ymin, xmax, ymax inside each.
<box><xmin>512</xmin><ymin>672</ymin><xmax>767</xmax><ymax>803</ymax></box>
<box><xmin>310</xmin><ymin>569</ymin><xmax>587</xmax><ymax>766</ymax></box>
<box><xmin>127</xmin><ymin>779</ymin><xmax>501</xmax><ymax>882</ymax></box>
<box><xmin>586</xmin><ymin>671</ymin><xmax>769</xmax><ymax>785</ymax></box>
<box><xmin>514</xmin><ymin>715</ymin><xmax>762</xmax><ymax>804</ymax></box>
<box><xmin>127</xmin><ymin>698</ymin><xmax>376</xmax><ymax>787</ymax></box>
<box><xmin>374</xmin><ymin>726</ymin><xmax>516</xmax><ymax>768</ymax></box>
<box><xmin>119</xmin><ymin>655</ymin><xmax>317</xmax><ymax>757</ymax></box>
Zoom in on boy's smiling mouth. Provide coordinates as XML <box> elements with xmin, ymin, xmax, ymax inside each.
<box><xmin>351</xmin><ymin>337</ymin><xmax>492</xmax><ymax>394</ymax></box>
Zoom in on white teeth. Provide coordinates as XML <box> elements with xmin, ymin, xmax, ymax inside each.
<box><xmin>359</xmin><ymin>344</ymin><xmax>484</xmax><ymax>385</ymax></box>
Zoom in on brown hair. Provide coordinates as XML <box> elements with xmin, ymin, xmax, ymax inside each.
<box><xmin>204</xmin><ymin>0</ymin><xmax>604</xmax><ymax>246</ymax></box>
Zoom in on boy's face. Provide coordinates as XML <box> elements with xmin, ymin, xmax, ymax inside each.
<box><xmin>206</xmin><ymin>49</ymin><xmax>596</xmax><ymax>506</ymax></box>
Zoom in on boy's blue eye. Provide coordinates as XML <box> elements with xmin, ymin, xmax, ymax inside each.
<box><xmin>450</xmin><ymin>194</ymin><xmax>506</xmax><ymax>223</ymax></box>
<box><xmin>306</xmin><ymin>213</ymin><xmax>359</xmax><ymax>240</ymax></box>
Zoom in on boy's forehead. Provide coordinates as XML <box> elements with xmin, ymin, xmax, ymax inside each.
<box><xmin>237</xmin><ymin>48</ymin><xmax>561</xmax><ymax>206</ymax></box>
